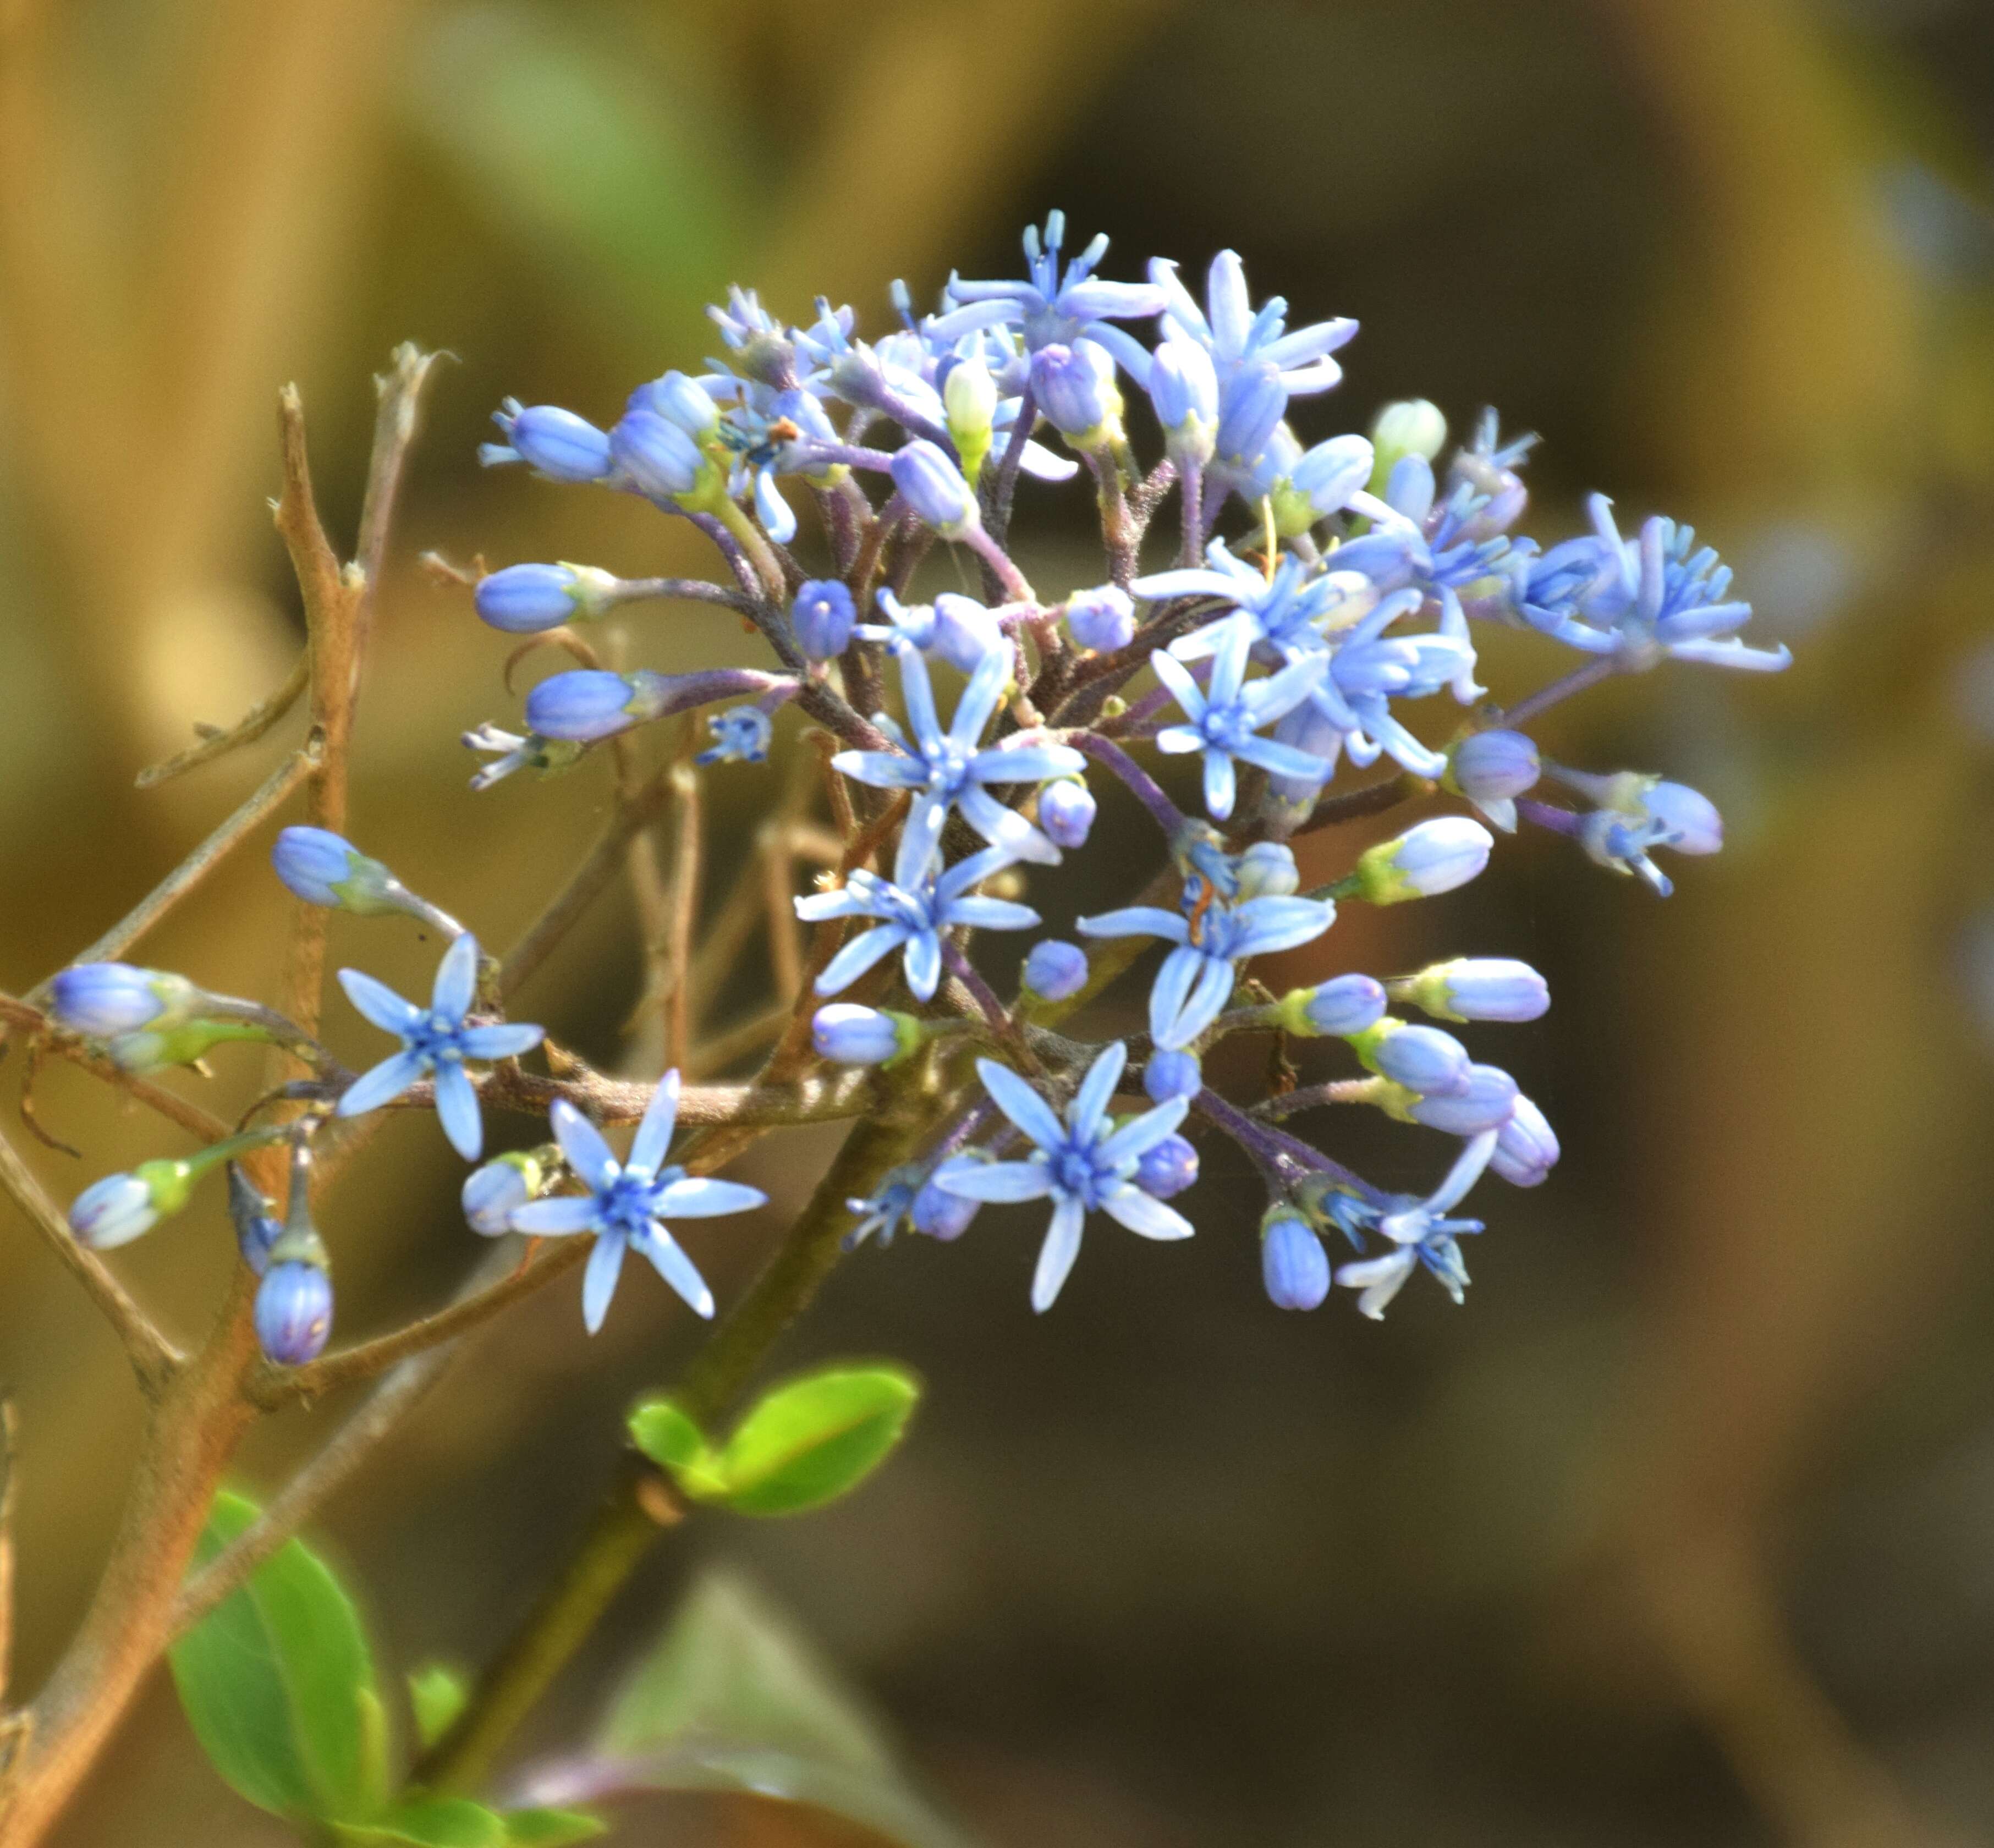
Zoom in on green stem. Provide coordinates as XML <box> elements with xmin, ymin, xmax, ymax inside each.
<box><xmin>413</xmin><ymin>1095</ymin><xmax>940</xmax><ymax>1796</ymax></box>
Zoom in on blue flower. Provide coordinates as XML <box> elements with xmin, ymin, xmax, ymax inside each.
<box><xmin>1023</xmin><ymin>939</ymin><xmax>1089</xmax><ymax>1002</ymax></box>
<box><xmin>857</xmin><ymin>589</ymin><xmax>1003</xmax><ymax>674</ymax></box>
<box><xmin>609</xmin><ymin>409</ymin><xmax>709</xmax><ymax>503</ymax></box>
<box><xmin>51</xmin><ymin>963</ymin><xmax>200</xmax><ymax>1037</ymax></box>
<box><xmin>1393</xmin><ymin>957</ymin><xmax>1549</xmax><ymax>1024</ymax></box>
<box><xmin>256</xmin><ymin>1262</ymin><xmax>333</xmax><ymax>1365</ymax></box>
<box><xmin>1063</xmin><ymin>585</ymin><xmax>1135</xmax><ymax>653</ymax></box>
<box><xmin>696</xmin><ymin>706</ymin><xmax>773</xmax><ymax>766</ymax></box>
<box><xmin>1284</xmin><ymin>974</ymin><xmax>1386</xmax><ymax>1037</ymax></box>
<box><xmin>474</xmin><ymin>563</ymin><xmax>619</xmax><ymax>634</ymax></box>
<box><xmin>272</xmin><ymin>826</ymin><xmax>425</xmax><ymax>917</ymax></box>
<box><xmin>1331</xmin><ymin>1131</ymin><xmax>1497</xmax><ymax>1319</ymax></box>
<box><xmin>1135</xmin><ymin>1132</ymin><xmax>1199</xmax><ymax>1200</ymax></box>
<box><xmin>1141</xmin><ymin>1047</ymin><xmax>1201</xmax><ymax>1103</ymax></box>
<box><xmin>930</xmin><ymin>212</ymin><xmax>1166</xmax><ymax>353</ymax></box>
<box><xmin>792</xmin><ymin>579</ymin><xmax>856</xmax><ymax>661</ymax></box>
<box><xmin>796</xmin><ymin>844</ymin><xmax>1040</xmax><ymax>1003</ymax></box>
<box><xmin>1136</xmin><ymin>538</ymin><xmax>1370</xmax><ymax>663</ymax></box>
<box><xmin>811</xmin><ymin>1004</ymin><xmax>915</xmax><ymax>1066</ymax></box>
<box><xmin>1517</xmin><ymin>495</ymin><xmax>1790</xmax><ymax>673</ymax></box>
<box><xmin>891</xmin><ymin>439</ymin><xmax>980</xmax><ymax>538</ymax></box>
<box><xmin>1445</xmin><ymin>729</ymin><xmax>1540</xmax><ymax>832</ymax></box>
<box><xmin>509</xmin><ymin>1072</ymin><xmax>767</xmax><ymax>1331</ymax></box>
<box><xmin>1036</xmin><ymin>778</ymin><xmax>1096</xmax><ymax>849</ymax></box>
<box><xmin>334</xmin><ymin>934</ymin><xmax>544</xmax><ymax>1162</ymax></box>
<box><xmin>1078</xmin><ymin>858</ymin><xmax>1334</xmax><ymax>1050</ymax></box>
<box><xmin>935</xmin><ymin>1043</ymin><xmax>1193</xmax><ymax>1312</ymax></box>
<box><xmin>1351</xmin><ymin>817</ymin><xmax>1492</xmax><ymax>903</ymax></box>
<box><xmin>1029</xmin><ymin>342</ymin><xmax>1122</xmax><ymax>447</ymax></box>
<box><xmin>460</xmin><ymin>723</ymin><xmax>584</xmax><ymax>791</ymax></box>
<box><xmin>832</xmin><ymin>641</ymin><xmax>1083</xmax><ymax>871</ymax></box>
<box><xmin>1150</xmin><ymin>619</ymin><xmax>1329</xmax><ymax>821</ymax></box>
<box><xmin>1491</xmin><ymin>1094</ymin><xmax>1559</xmax><ymax>1187</ymax></box>
<box><xmin>1262</xmin><ymin>1207</ymin><xmax>1331</xmax><ymax>1310</ymax></box>
<box><xmin>844</xmin><ymin>1170</ymin><xmax>920</xmax><ymax>1248</ymax></box>
<box><xmin>1406</xmin><ymin>1063</ymin><xmax>1518</xmax><ymax>1136</ymax></box>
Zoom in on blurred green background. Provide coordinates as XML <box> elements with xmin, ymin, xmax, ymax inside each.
<box><xmin>6</xmin><ymin>0</ymin><xmax>1994</xmax><ymax>1841</ymax></box>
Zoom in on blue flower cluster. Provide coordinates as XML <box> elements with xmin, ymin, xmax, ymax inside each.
<box><xmin>64</xmin><ymin>216</ymin><xmax>1790</xmax><ymax>1353</ymax></box>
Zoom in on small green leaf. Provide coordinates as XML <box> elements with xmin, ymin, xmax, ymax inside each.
<box><xmin>336</xmin><ymin>1796</ymin><xmax>506</xmax><ymax>1847</ymax></box>
<box><xmin>501</xmin><ymin>1808</ymin><xmax>608</xmax><ymax>1845</ymax></box>
<box><xmin>594</xmin><ymin>1568</ymin><xmax>976</xmax><ymax>1848</ymax></box>
<box><xmin>715</xmin><ymin>1365</ymin><xmax>920</xmax><ymax>1515</ymax></box>
<box><xmin>408</xmin><ymin>1663</ymin><xmax>469</xmax><ymax>1751</ymax></box>
<box><xmin>628</xmin><ymin>1399</ymin><xmax>711</xmax><ymax>1477</ymax></box>
<box><xmin>169</xmin><ymin>1489</ymin><xmax>381</xmax><ymax>1822</ymax></box>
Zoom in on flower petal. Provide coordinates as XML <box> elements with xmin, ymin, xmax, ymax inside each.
<box><xmin>338</xmin><ymin>969</ymin><xmax>421</xmax><ymax>1037</ymax></box>
<box><xmin>1068</xmin><ymin>1041</ymin><xmax>1128</xmax><ymax>1136</ymax></box>
<box><xmin>433</xmin><ymin>1063</ymin><xmax>484</xmax><ymax>1162</ymax></box>
<box><xmin>934</xmin><ymin>1158</ymin><xmax>1052</xmax><ymax>1203</ymax></box>
<box><xmin>1100</xmin><ymin>1184</ymin><xmax>1194</xmax><ymax>1240</ymax></box>
<box><xmin>550</xmin><ymin>1098</ymin><xmax>618</xmax><ymax>1191</ymax></box>
<box><xmin>629</xmin><ymin>1068</ymin><xmax>680</xmax><ymax>1175</ymax></box>
<box><xmin>902</xmin><ymin>928</ymin><xmax>942</xmax><ymax>1002</ymax></box>
<box><xmin>635</xmin><ymin>1223</ymin><xmax>715</xmax><ymax>1318</ymax></box>
<box><xmin>1030</xmin><ymin>1195</ymin><xmax>1086</xmax><ymax>1313</ymax></box>
<box><xmin>652</xmin><ymin>1174</ymin><xmax>766</xmax><ymax>1219</ymax></box>
<box><xmin>509</xmin><ymin>1196</ymin><xmax>603</xmax><ymax>1236</ymax></box>
<box><xmin>460</xmin><ymin>1022</ymin><xmax>543</xmax><ymax>1060</ymax></box>
<box><xmin>581</xmin><ymin>1231</ymin><xmax>626</xmax><ymax>1333</ymax></box>
<box><xmin>432</xmin><ymin>931</ymin><xmax>481</xmax><ymax>1022</ymax></box>
<box><xmin>1096</xmin><ymin>1095</ymin><xmax>1190</xmax><ymax>1168</ymax></box>
<box><xmin>975</xmin><ymin>1057</ymin><xmax>1065</xmax><ymax>1151</ymax></box>
<box><xmin>813</xmin><ymin>923</ymin><xmax>909</xmax><ymax>996</ymax></box>
<box><xmin>336</xmin><ymin>1049</ymin><xmax>426</xmax><ymax>1118</ymax></box>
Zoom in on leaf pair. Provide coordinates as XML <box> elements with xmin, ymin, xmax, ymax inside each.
<box><xmin>629</xmin><ymin>1363</ymin><xmax>920</xmax><ymax>1516</ymax></box>
<box><xmin>168</xmin><ymin>1492</ymin><xmax>601</xmax><ymax>1846</ymax></box>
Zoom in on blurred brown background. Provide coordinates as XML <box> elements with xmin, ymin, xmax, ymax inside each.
<box><xmin>6</xmin><ymin>0</ymin><xmax>1994</xmax><ymax>1841</ymax></box>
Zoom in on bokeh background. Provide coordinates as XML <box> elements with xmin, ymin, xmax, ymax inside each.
<box><xmin>6</xmin><ymin>0</ymin><xmax>1994</xmax><ymax>1842</ymax></box>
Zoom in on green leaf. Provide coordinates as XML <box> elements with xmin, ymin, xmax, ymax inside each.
<box><xmin>408</xmin><ymin>1663</ymin><xmax>469</xmax><ymax>1751</ymax></box>
<box><xmin>336</xmin><ymin>1798</ymin><xmax>506</xmax><ymax>1847</ymax></box>
<box><xmin>169</xmin><ymin>1489</ymin><xmax>381</xmax><ymax>1823</ymax></box>
<box><xmin>501</xmin><ymin>1809</ymin><xmax>608</xmax><ymax>1845</ymax></box>
<box><xmin>592</xmin><ymin>1567</ymin><xmax>976</xmax><ymax>1848</ymax></box>
<box><xmin>714</xmin><ymin>1365</ymin><xmax>920</xmax><ymax>1515</ymax></box>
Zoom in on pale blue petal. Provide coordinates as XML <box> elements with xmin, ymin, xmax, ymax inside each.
<box><xmin>814</xmin><ymin>923</ymin><xmax>909</xmax><ymax>995</ymax></box>
<box><xmin>336</xmin><ymin>1049</ymin><xmax>426</xmax><ymax>1118</ymax></box>
<box><xmin>460</xmin><ymin>1022</ymin><xmax>543</xmax><ymax>1060</ymax></box>
<box><xmin>956</xmin><ymin>786</ymin><xmax>1058</xmax><ymax>865</ymax></box>
<box><xmin>902</xmin><ymin>929</ymin><xmax>942</xmax><ymax>1001</ymax></box>
<box><xmin>581</xmin><ymin>1231</ymin><xmax>626</xmax><ymax>1333</ymax></box>
<box><xmin>653</xmin><ymin>1174</ymin><xmax>765</xmax><ymax>1219</ymax></box>
<box><xmin>1233</xmin><ymin>897</ymin><xmax>1336</xmax><ymax>958</ymax></box>
<box><xmin>432</xmin><ymin>932</ymin><xmax>480</xmax><ymax>1022</ymax></box>
<box><xmin>1201</xmin><ymin>749</ymin><xmax>1237</xmax><ymax>820</ymax></box>
<box><xmin>338</xmin><ymin>969</ymin><xmax>421</xmax><ymax>1037</ymax></box>
<box><xmin>1068</xmin><ymin>1041</ymin><xmax>1128</xmax><ymax>1135</ymax></box>
<box><xmin>1100</xmin><ymin>1185</ymin><xmax>1194</xmax><ymax>1240</ymax></box>
<box><xmin>1097</xmin><ymin>1096</ymin><xmax>1190</xmax><ymax>1167</ymax></box>
<box><xmin>1162</xmin><ymin>955</ymin><xmax>1236</xmax><ymax>1048</ymax></box>
<box><xmin>1031</xmin><ymin>1196</ymin><xmax>1087</xmax><ymax>1312</ymax></box>
<box><xmin>510</xmin><ymin>1196</ymin><xmax>603</xmax><ymax>1236</ymax></box>
<box><xmin>832</xmin><ymin>750</ymin><xmax>925</xmax><ymax>790</ymax></box>
<box><xmin>1150</xmin><ymin>648</ymin><xmax>1205</xmax><ymax>720</ymax></box>
<box><xmin>1076</xmin><ymin>905</ymin><xmax>1185</xmax><ymax>942</ymax></box>
<box><xmin>975</xmin><ymin>1057</ymin><xmax>1065</xmax><ymax>1150</ymax></box>
<box><xmin>1146</xmin><ymin>947</ymin><xmax>1206</xmax><ymax>1046</ymax></box>
<box><xmin>630</xmin><ymin>1068</ymin><xmax>680</xmax><ymax>1175</ymax></box>
<box><xmin>635</xmin><ymin>1224</ymin><xmax>715</xmax><ymax>1318</ymax></box>
<box><xmin>550</xmin><ymin>1098</ymin><xmax>619</xmax><ymax>1191</ymax></box>
<box><xmin>951</xmin><ymin>642</ymin><xmax>1010</xmax><ymax>747</ymax></box>
<box><xmin>894</xmin><ymin>641</ymin><xmax>941</xmax><ymax>747</ymax></box>
<box><xmin>935</xmin><ymin>1158</ymin><xmax>1052</xmax><ymax>1203</ymax></box>
<box><xmin>970</xmin><ymin>744</ymin><xmax>1084</xmax><ymax>785</ymax></box>
<box><xmin>944</xmin><ymin>896</ymin><xmax>1040</xmax><ymax>931</ymax></box>
<box><xmin>434</xmin><ymin>1063</ymin><xmax>484</xmax><ymax>1161</ymax></box>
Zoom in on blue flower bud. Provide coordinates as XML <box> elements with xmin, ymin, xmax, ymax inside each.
<box><xmin>1030</xmin><ymin>342</ymin><xmax>1120</xmax><ymax>447</ymax></box>
<box><xmin>1365</xmin><ymin>1022</ymin><xmax>1472</xmax><ymax>1096</ymax></box>
<box><xmin>1492</xmin><ymin>1094</ymin><xmax>1559</xmax><ymax>1186</ymax></box>
<box><xmin>1289</xmin><ymin>435</ymin><xmax>1374</xmax><ymax>516</ymax></box>
<box><xmin>68</xmin><ymin>1172</ymin><xmax>162</xmax><ymax>1250</ymax></box>
<box><xmin>1235</xmin><ymin>840</ymin><xmax>1300</xmax><ymax>900</ymax></box>
<box><xmin>1147</xmin><ymin>341</ymin><xmax>1218</xmax><ymax>464</ymax></box>
<box><xmin>272</xmin><ymin>827</ymin><xmax>413</xmax><ymax>915</ymax></box>
<box><xmin>792</xmin><ymin>579</ymin><xmax>856</xmax><ymax>661</ymax></box>
<box><xmin>474</xmin><ymin>563</ymin><xmax>619</xmax><ymax>634</ymax></box>
<box><xmin>484</xmin><ymin>403</ymin><xmax>612</xmax><ymax>481</ymax></box>
<box><xmin>255</xmin><ymin>1261</ymin><xmax>333</xmax><ymax>1366</ymax></box>
<box><xmin>1023</xmin><ymin>939</ymin><xmax>1089</xmax><ymax>1002</ymax></box>
<box><xmin>1135</xmin><ymin>1132</ymin><xmax>1199</xmax><ymax>1200</ymax></box>
<box><xmin>1445</xmin><ymin>730</ymin><xmax>1540</xmax><ymax>832</ymax></box>
<box><xmin>50</xmin><ymin>963</ymin><xmax>201</xmax><ymax>1037</ymax></box>
<box><xmin>929</xmin><ymin>593</ymin><xmax>1003</xmax><ymax>672</ymax></box>
<box><xmin>891</xmin><ymin>440</ymin><xmax>979</xmax><ymax>538</ymax></box>
<box><xmin>609</xmin><ymin>409</ymin><xmax>706</xmax><ymax>501</ymax></box>
<box><xmin>1142</xmin><ymin>1048</ymin><xmax>1202</xmax><ymax>1103</ymax></box>
<box><xmin>1216</xmin><ymin>363</ymin><xmax>1287</xmax><ymax>466</ymax></box>
<box><xmin>1063</xmin><ymin>585</ymin><xmax>1135</xmax><ymax>653</ymax></box>
<box><xmin>1408</xmin><ymin>1062</ymin><xmax>1518</xmax><ymax>1134</ymax></box>
<box><xmin>1353</xmin><ymin>818</ymin><xmax>1492</xmax><ymax>904</ymax></box>
<box><xmin>525</xmin><ymin>669</ymin><xmax>672</xmax><ymax>743</ymax></box>
<box><xmin>628</xmin><ymin>370</ymin><xmax>720</xmax><ymax>437</ymax></box>
<box><xmin>1394</xmin><ymin>958</ymin><xmax>1549</xmax><ymax>1024</ymax></box>
<box><xmin>462</xmin><ymin>1152</ymin><xmax>543</xmax><ymax>1236</ymax></box>
<box><xmin>1261</xmin><ymin>1207</ymin><xmax>1330</xmax><ymax>1311</ymax></box>
<box><xmin>1282</xmin><ymin>974</ymin><xmax>1387</xmax><ymax>1038</ymax></box>
<box><xmin>1644</xmin><ymin>780</ymin><xmax>1723</xmax><ymax>855</ymax></box>
<box><xmin>812</xmin><ymin>1003</ymin><xmax>916</xmax><ymax>1066</ymax></box>
<box><xmin>1037</xmin><ymin>778</ymin><xmax>1096</xmax><ymax>850</ymax></box>
<box><xmin>911</xmin><ymin>1176</ymin><xmax>979</xmax><ymax>1241</ymax></box>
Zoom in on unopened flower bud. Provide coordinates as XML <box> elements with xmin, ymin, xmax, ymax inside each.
<box><xmin>891</xmin><ymin>439</ymin><xmax>980</xmax><ymax>538</ymax></box>
<box><xmin>255</xmin><ymin>1262</ymin><xmax>333</xmax><ymax>1366</ymax></box>
<box><xmin>792</xmin><ymin>579</ymin><xmax>856</xmax><ymax>661</ymax></box>
<box><xmin>1135</xmin><ymin>1132</ymin><xmax>1199</xmax><ymax>1200</ymax></box>
<box><xmin>1408</xmin><ymin>1063</ymin><xmax>1518</xmax><ymax>1134</ymax></box>
<box><xmin>474</xmin><ymin>563</ymin><xmax>621</xmax><ymax>634</ymax></box>
<box><xmin>1235</xmin><ymin>841</ymin><xmax>1300</xmax><ymax>900</ymax></box>
<box><xmin>1147</xmin><ymin>340</ymin><xmax>1218</xmax><ymax>466</ymax></box>
<box><xmin>929</xmin><ymin>594</ymin><xmax>1003</xmax><ymax>672</ymax></box>
<box><xmin>1279</xmin><ymin>974</ymin><xmax>1387</xmax><ymax>1038</ymax></box>
<box><xmin>1492</xmin><ymin>1094</ymin><xmax>1559</xmax><ymax>1186</ymax></box>
<box><xmin>68</xmin><ymin>1170</ymin><xmax>168</xmax><ymax>1250</ymax></box>
<box><xmin>942</xmin><ymin>355</ymin><xmax>998</xmax><ymax>482</ymax></box>
<box><xmin>1289</xmin><ymin>435</ymin><xmax>1375</xmax><ymax>518</ymax></box>
<box><xmin>1444</xmin><ymin>730</ymin><xmax>1539</xmax><ymax>832</ymax></box>
<box><xmin>482</xmin><ymin>403</ymin><xmax>613</xmax><ymax>481</ymax></box>
<box><xmin>628</xmin><ymin>370</ymin><xmax>720</xmax><ymax>437</ymax></box>
<box><xmin>1031</xmin><ymin>343</ymin><xmax>1122</xmax><ymax>450</ymax></box>
<box><xmin>609</xmin><ymin>409</ymin><xmax>708</xmax><ymax>502</ymax></box>
<box><xmin>1261</xmin><ymin>1207</ymin><xmax>1330</xmax><ymax>1311</ymax></box>
<box><xmin>51</xmin><ymin>964</ymin><xmax>202</xmax><ymax>1038</ymax></box>
<box><xmin>911</xmin><ymin>1176</ymin><xmax>979</xmax><ymax>1241</ymax></box>
<box><xmin>1367</xmin><ymin>399</ymin><xmax>1447</xmax><ymax>492</ymax></box>
<box><xmin>525</xmin><ymin>669</ymin><xmax>687</xmax><ymax>743</ymax></box>
<box><xmin>1037</xmin><ymin>779</ymin><xmax>1096</xmax><ymax>850</ymax></box>
<box><xmin>1393</xmin><ymin>958</ymin><xmax>1548</xmax><ymax>1024</ymax></box>
<box><xmin>1352</xmin><ymin>818</ymin><xmax>1492</xmax><ymax>904</ymax></box>
<box><xmin>812</xmin><ymin>1004</ymin><xmax>919</xmax><ymax>1066</ymax></box>
<box><xmin>1063</xmin><ymin>585</ymin><xmax>1135</xmax><ymax>654</ymax></box>
<box><xmin>462</xmin><ymin>1151</ymin><xmax>545</xmax><ymax>1236</ymax></box>
<box><xmin>1357</xmin><ymin>1020</ymin><xmax>1472</xmax><ymax>1096</ymax></box>
<box><xmin>1643</xmin><ymin>780</ymin><xmax>1723</xmax><ymax>855</ymax></box>
<box><xmin>272</xmin><ymin>827</ymin><xmax>419</xmax><ymax>916</ymax></box>
<box><xmin>1215</xmin><ymin>362</ymin><xmax>1287</xmax><ymax>466</ymax></box>
<box><xmin>1142</xmin><ymin>1048</ymin><xmax>1202</xmax><ymax>1103</ymax></box>
<box><xmin>1023</xmin><ymin>939</ymin><xmax>1089</xmax><ymax>1002</ymax></box>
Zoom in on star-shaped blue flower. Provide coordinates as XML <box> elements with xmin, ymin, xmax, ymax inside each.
<box><xmin>796</xmin><ymin>843</ymin><xmax>1039</xmax><ymax>1003</ymax></box>
<box><xmin>927</xmin><ymin>212</ymin><xmax>1164</xmax><ymax>352</ymax></box>
<box><xmin>336</xmin><ymin>934</ymin><xmax>543</xmax><ymax>1162</ymax></box>
<box><xmin>935</xmin><ymin>1043</ymin><xmax>1193</xmax><ymax>1311</ymax></box>
<box><xmin>1326</xmin><ymin>1130</ymin><xmax>1497</xmax><ymax>1319</ymax></box>
<box><xmin>1135</xmin><ymin>537</ymin><xmax>1367</xmax><ymax>663</ymax></box>
<box><xmin>1078</xmin><ymin>865</ymin><xmax>1334</xmax><ymax>1050</ymax></box>
<box><xmin>833</xmin><ymin>640</ymin><xmax>1084</xmax><ymax>873</ymax></box>
<box><xmin>1150</xmin><ymin>619</ymin><xmax>1328</xmax><ymax>821</ymax></box>
<box><xmin>509</xmin><ymin>1071</ymin><xmax>767</xmax><ymax>1332</ymax></box>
